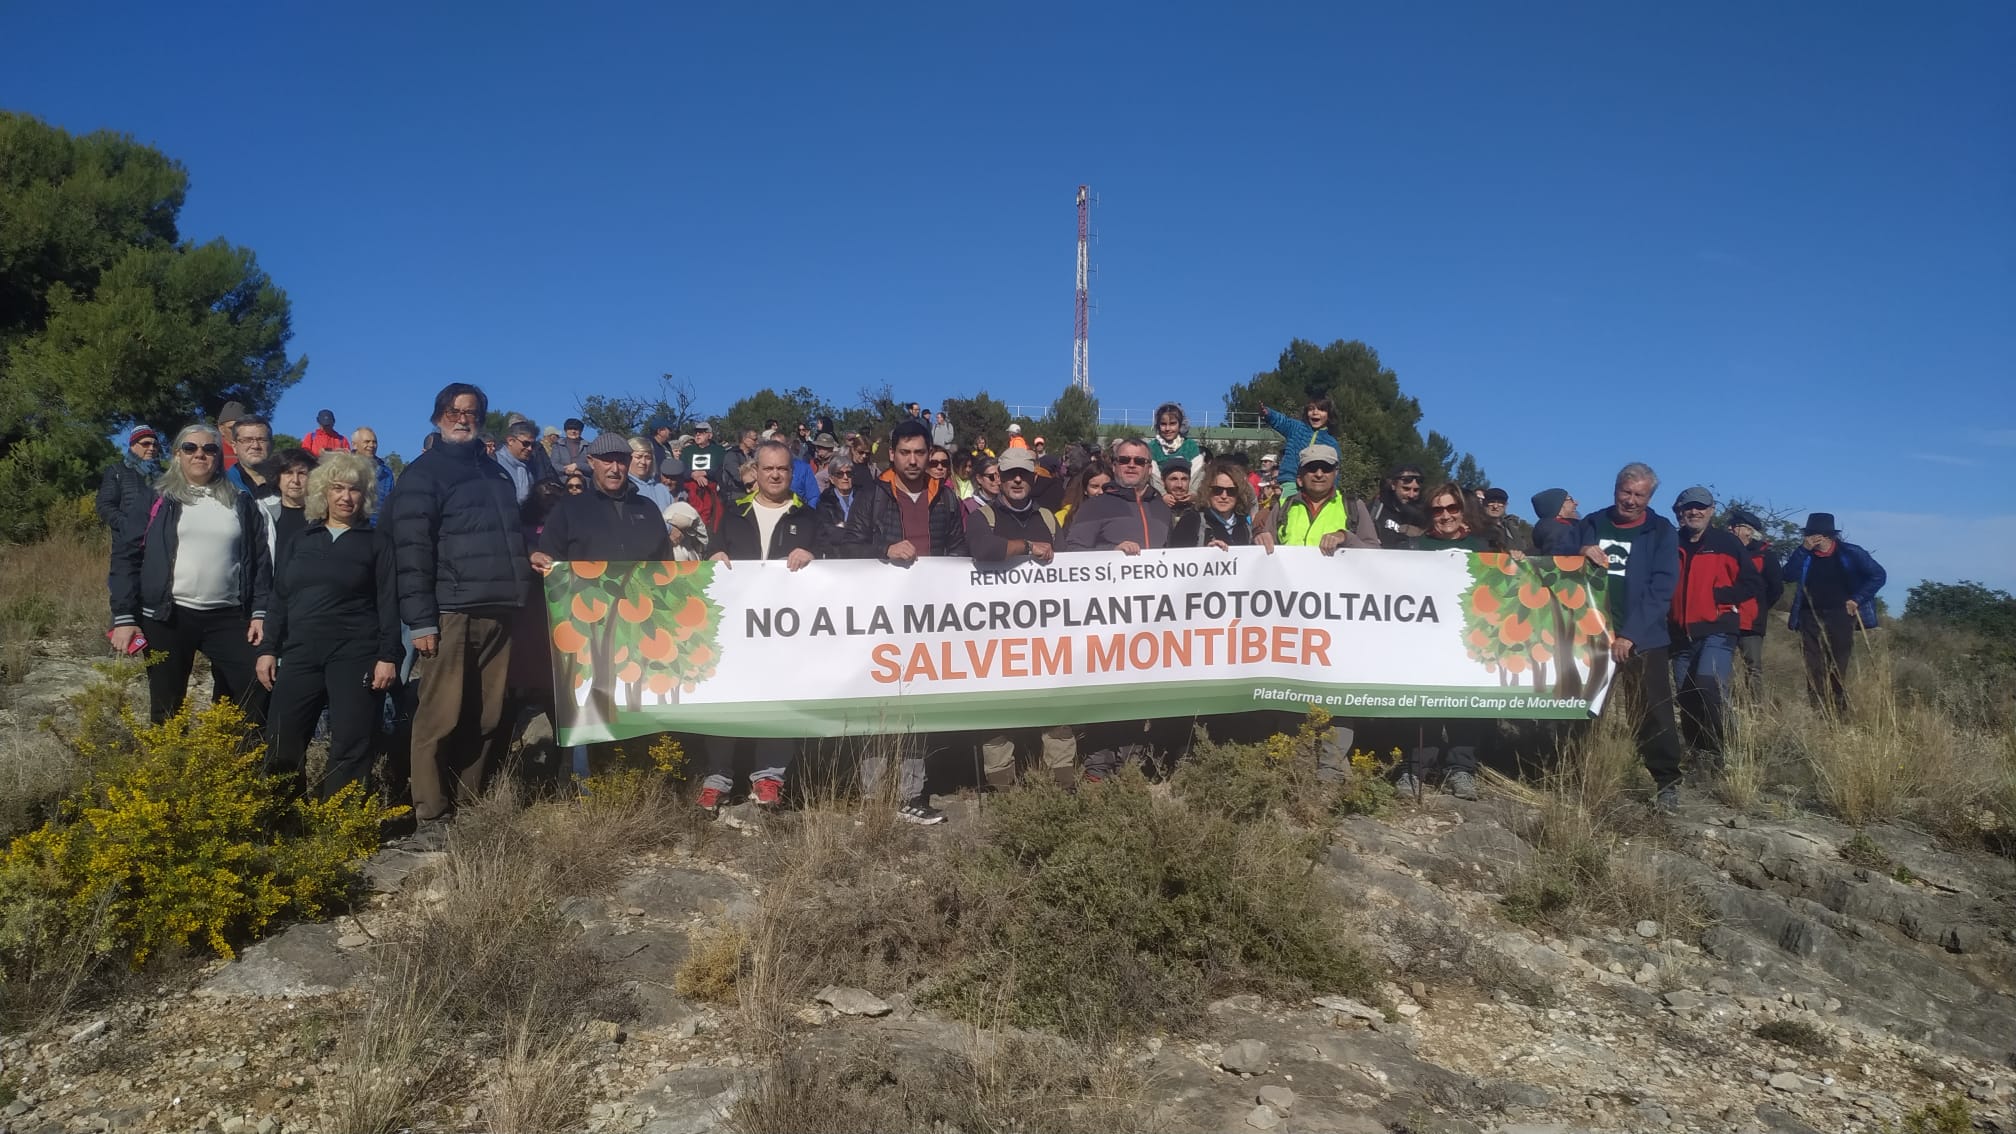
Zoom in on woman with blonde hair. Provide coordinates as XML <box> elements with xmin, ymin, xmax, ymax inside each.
<box><xmin>110</xmin><ymin>423</ymin><xmax>272</xmax><ymax>724</ymax></box>
<box><xmin>256</xmin><ymin>452</ymin><xmax>401</xmax><ymax>799</ymax></box>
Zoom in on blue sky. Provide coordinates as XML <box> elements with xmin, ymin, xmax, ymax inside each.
<box><xmin>8</xmin><ymin>2</ymin><xmax>2013</xmax><ymax>594</ymax></box>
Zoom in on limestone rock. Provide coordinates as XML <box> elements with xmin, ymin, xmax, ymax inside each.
<box><xmin>1244</xmin><ymin>1104</ymin><xmax>1281</xmax><ymax>1129</ymax></box>
<box><xmin>1219</xmin><ymin>1039</ymin><xmax>1271</xmax><ymax>1075</ymax></box>
<box><xmin>814</xmin><ymin>986</ymin><xmax>892</xmax><ymax>1017</ymax></box>
<box><xmin>1256</xmin><ymin>1084</ymin><xmax>1296</xmax><ymax>1114</ymax></box>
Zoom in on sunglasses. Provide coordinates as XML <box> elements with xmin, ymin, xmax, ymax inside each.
<box><xmin>1209</xmin><ymin>485</ymin><xmax>1238</xmax><ymax>497</ymax></box>
<box><xmin>1302</xmin><ymin>463</ymin><xmax>1336</xmax><ymax>474</ymax></box>
<box><xmin>926</xmin><ymin>459</ymin><xmax>949</xmax><ymax>468</ymax></box>
<box><xmin>830</xmin><ymin>469</ymin><xmax>854</xmax><ymax>478</ymax></box>
<box><xmin>1430</xmin><ymin>502</ymin><xmax>1464</xmax><ymax>515</ymax></box>
<box><xmin>1111</xmin><ymin>455</ymin><xmax>1150</xmax><ymax>467</ymax></box>
<box><xmin>180</xmin><ymin>442</ymin><xmax>221</xmax><ymax>455</ymax></box>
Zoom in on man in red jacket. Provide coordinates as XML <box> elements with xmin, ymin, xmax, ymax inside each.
<box><xmin>1668</xmin><ymin>487</ymin><xmax>1762</xmax><ymax>767</ymax></box>
<box><xmin>303</xmin><ymin>409</ymin><xmax>351</xmax><ymax>457</ymax></box>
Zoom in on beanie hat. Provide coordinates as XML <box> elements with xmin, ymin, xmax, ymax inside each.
<box><xmin>1531</xmin><ymin>488</ymin><xmax>1569</xmax><ymax>522</ymax></box>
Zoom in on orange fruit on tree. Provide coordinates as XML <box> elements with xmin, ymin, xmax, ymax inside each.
<box><xmin>647</xmin><ymin>673</ymin><xmax>675</xmax><ymax>695</ymax></box>
<box><xmin>1518</xmin><ymin>581</ymin><xmax>1551</xmax><ymax>610</ymax></box>
<box><xmin>552</xmin><ymin>621</ymin><xmax>588</xmax><ymax>655</ymax></box>
<box><xmin>1553</xmin><ymin>556</ymin><xmax>1585</xmax><ymax>572</ymax></box>
<box><xmin>573</xmin><ymin>561</ymin><xmax>607</xmax><ymax>580</ymax></box>
<box><xmin>571</xmin><ymin>593</ymin><xmax>608</xmax><ymax>623</ymax></box>
<box><xmin>1499</xmin><ymin>617</ymin><xmax>1533</xmax><ymax>645</ymax></box>
<box><xmin>617</xmin><ymin>662</ymin><xmax>642</xmax><ymax>684</ymax></box>
<box><xmin>1469</xmin><ymin>586</ymin><xmax>1501</xmax><ymax>617</ymax></box>
<box><xmin>639</xmin><ymin>628</ymin><xmax>678</xmax><ymax>662</ymax></box>
<box><xmin>675</xmin><ymin>595</ymin><xmax>709</xmax><ymax>631</ymax></box>
<box><xmin>617</xmin><ymin>595</ymin><xmax>655</xmax><ymax>622</ymax></box>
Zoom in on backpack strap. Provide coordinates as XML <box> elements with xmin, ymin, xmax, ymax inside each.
<box><xmin>140</xmin><ymin>496</ymin><xmax>165</xmax><ymax>547</ymax></box>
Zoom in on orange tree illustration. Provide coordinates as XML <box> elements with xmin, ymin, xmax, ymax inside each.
<box><xmin>545</xmin><ymin>561</ymin><xmax>725</xmax><ymax>727</ymax></box>
<box><xmin>1460</xmin><ymin>554</ymin><xmax>1612</xmax><ymax>697</ymax></box>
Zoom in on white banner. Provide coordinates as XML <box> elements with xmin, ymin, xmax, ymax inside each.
<box><xmin>541</xmin><ymin>546</ymin><xmax>1616</xmax><ymax>745</ymax></box>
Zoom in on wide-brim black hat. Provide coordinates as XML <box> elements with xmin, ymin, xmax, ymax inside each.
<box><xmin>1800</xmin><ymin>512</ymin><xmax>1839</xmax><ymax>536</ymax></box>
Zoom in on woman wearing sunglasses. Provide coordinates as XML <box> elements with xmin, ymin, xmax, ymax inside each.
<box><xmin>1395</xmin><ymin>481</ymin><xmax>1521</xmax><ymax>800</ymax></box>
<box><xmin>109</xmin><ymin>423</ymin><xmax>273</xmax><ymax>725</ymax></box>
<box><xmin>1171</xmin><ymin>459</ymin><xmax>1256</xmax><ymax>548</ymax></box>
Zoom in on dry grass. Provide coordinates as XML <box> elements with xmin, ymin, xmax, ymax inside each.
<box><xmin>729</xmin><ymin>1028</ymin><xmax>1161</xmax><ymax>1134</ymax></box>
<box><xmin>0</xmin><ymin>527</ymin><xmax>111</xmax><ymax>690</ymax></box>
<box><xmin>675</xmin><ymin>923</ymin><xmax>748</xmax><ymax>1005</ymax></box>
<box><xmin>481</xmin><ymin>1004</ymin><xmax>589</xmax><ymax>1134</ymax></box>
<box><xmin>324</xmin><ymin>773</ymin><xmax>692</xmax><ymax>1128</ymax></box>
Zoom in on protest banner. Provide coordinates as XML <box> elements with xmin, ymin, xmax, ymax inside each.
<box><xmin>540</xmin><ymin>546</ymin><xmax>1617</xmax><ymax>746</ymax></box>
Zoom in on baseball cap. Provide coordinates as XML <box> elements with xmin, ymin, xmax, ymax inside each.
<box><xmin>1673</xmin><ymin>486</ymin><xmax>1715</xmax><ymax>511</ymax></box>
<box><xmin>998</xmin><ymin>448</ymin><xmax>1038</xmax><ymax>475</ymax></box>
<box><xmin>1007</xmin><ymin>423</ymin><xmax>1022</xmax><ymax>435</ymax></box>
<box><xmin>692</xmin><ymin>420</ymin><xmax>713</xmax><ymax>432</ymax></box>
<box><xmin>1298</xmin><ymin>443</ymin><xmax>1340</xmax><ymax>468</ymax></box>
<box><xmin>586</xmin><ymin>433</ymin><xmax>634</xmax><ymax>460</ymax></box>
<box><xmin>1483</xmin><ymin>487</ymin><xmax>1509</xmax><ymax>504</ymax></box>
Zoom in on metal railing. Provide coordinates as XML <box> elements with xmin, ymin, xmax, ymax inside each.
<box><xmin>1004</xmin><ymin>406</ymin><xmax>1270</xmax><ymax>431</ymax></box>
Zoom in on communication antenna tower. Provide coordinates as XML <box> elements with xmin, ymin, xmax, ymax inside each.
<box><xmin>1073</xmin><ymin>185</ymin><xmax>1091</xmax><ymax>395</ymax></box>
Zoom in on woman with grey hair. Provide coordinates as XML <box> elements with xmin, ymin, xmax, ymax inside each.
<box><xmin>812</xmin><ymin>451</ymin><xmax>859</xmax><ymax>556</ymax></box>
<box><xmin>255</xmin><ymin>453</ymin><xmax>401</xmax><ymax>799</ymax></box>
<box><xmin>109</xmin><ymin>423</ymin><xmax>272</xmax><ymax>724</ymax></box>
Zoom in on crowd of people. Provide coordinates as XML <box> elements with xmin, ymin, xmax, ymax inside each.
<box><xmin>98</xmin><ymin>388</ymin><xmax>1887</xmax><ymax>823</ymax></box>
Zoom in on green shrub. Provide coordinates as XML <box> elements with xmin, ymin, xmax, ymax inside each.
<box><xmin>1754</xmin><ymin>1018</ymin><xmax>1832</xmax><ymax>1055</ymax></box>
<box><xmin>1175</xmin><ymin>705</ymin><xmax>1393</xmax><ymax>825</ymax></box>
<box><xmin>0</xmin><ymin>694</ymin><xmax>396</xmax><ymax>989</ymax></box>
<box><xmin>929</xmin><ymin>772</ymin><xmax>1375</xmax><ymax>1041</ymax></box>
<box><xmin>1893</xmin><ymin>1096</ymin><xmax>1974</xmax><ymax>1134</ymax></box>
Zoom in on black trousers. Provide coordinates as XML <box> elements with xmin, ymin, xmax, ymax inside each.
<box><xmin>1800</xmin><ymin>608</ymin><xmax>1857</xmax><ymax>714</ymax></box>
<box><xmin>266</xmin><ymin>640</ymin><xmax>385</xmax><ymax>800</ymax></box>
<box><xmin>1615</xmin><ymin>647</ymin><xmax>1683</xmax><ymax>789</ymax></box>
<box><xmin>140</xmin><ymin>605</ymin><xmax>267</xmax><ymax>726</ymax></box>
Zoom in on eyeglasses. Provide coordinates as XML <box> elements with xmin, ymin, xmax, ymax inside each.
<box><xmin>179</xmin><ymin>442</ymin><xmax>221</xmax><ymax>455</ymax></box>
<box><xmin>1430</xmin><ymin>502</ymin><xmax>1463</xmax><ymax>515</ymax></box>
<box><xmin>1302</xmin><ymin>463</ymin><xmax>1336</xmax><ymax>474</ymax></box>
<box><xmin>1209</xmin><ymin>485</ymin><xmax>1238</xmax><ymax>497</ymax></box>
<box><xmin>439</xmin><ymin>408</ymin><xmax>481</xmax><ymax>421</ymax></box>
<box><xmin>1111</xmin><ymin>455</ymin><xmax>1150</xmax><ymax>467</ymax></box>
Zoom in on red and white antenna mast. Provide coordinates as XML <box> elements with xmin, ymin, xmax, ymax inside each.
<box><xmin>1072</xmin><ymin>185</ymin><xmax>1091</xmax><ymax>395</ymax></box>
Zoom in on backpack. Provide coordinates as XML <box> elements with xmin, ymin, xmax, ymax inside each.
<box><xmin>977</xmin><ymin>503</ymin><xmax>1058</xmax><ymax>538</ymax></box>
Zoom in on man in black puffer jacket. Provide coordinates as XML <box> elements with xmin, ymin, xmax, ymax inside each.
<box><xmin>386</xmin><ymin>382</ymin><xmax>531</xmax><ymax>821</ymax></box>
<box><xmin>834</xmin><ymin>419</ymin><xmax>967</xmax><ymax>562</ymax></box>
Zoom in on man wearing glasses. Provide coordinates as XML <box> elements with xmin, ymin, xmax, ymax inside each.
<box><xmin>1666</xmin><ymin>486</ymin><xmax>1761</xmax><ymax>771</ymax></box>
<box><xmin>1369</xmin><ymin>463</ymin><xmax>1427</xmax><ymax>548</ymax></box>
<box><xmin>97</xmin><ymin>427</ymin><xmax>163</xmax><ymax>537</ymax></box>
<box><xmin>227</xmin><ymin>417</ymin><xmax>280</xmax><ymax>500</ymax></box>
<box><xmin>1261</xmin><ymin>444</ymin><xmax>1375</xmax><ymax>556</ymax></box>
<box><xmin>834</xmin><ymin>419</ymin><xmax>967</xmax><ymax>824</ymax></box>
<box><xmin>1061</xmin><ymin>437</ymin><xmax>1175</xmax><ymax>781</ymax></box>
<box><xmin>1061</xmin><ymin>437</ymin><xmax>1172</xmax><ymax>556</ymax></box>
<box><xmin>385</xmin><ymin>382</ymin><xmax>531</xmax><ymax>823</ymax></box>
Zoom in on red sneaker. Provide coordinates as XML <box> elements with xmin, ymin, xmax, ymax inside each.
<box><xmin>752</xmin><ymin>779</ymin><xmax>783</xmax><ymax>807</ymax></box>
<box><xmin>696</xmin><ymin>787</ymin><xmax>723</xmax><ymax>813</ymax></box>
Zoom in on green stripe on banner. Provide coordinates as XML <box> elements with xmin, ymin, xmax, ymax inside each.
<box><xmin>556</xmin><ymin>679</ymin><xmax>1597</xmax><ymax>745</ymax></box>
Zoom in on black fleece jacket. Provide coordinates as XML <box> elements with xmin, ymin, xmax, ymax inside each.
<box><xmin>262</xmin><ymin>523</ymin><xmax>402</xmax><ymax>663</ymax></box>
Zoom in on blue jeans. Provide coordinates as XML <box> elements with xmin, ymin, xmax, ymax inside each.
<box><xmin>1671</xmin><ymin>633</ymin><xmax>1737</xmax><ymax>757</ymax></box>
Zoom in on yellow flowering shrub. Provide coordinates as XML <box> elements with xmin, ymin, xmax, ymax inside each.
<box><xmin>1</xmin><ymin>696</ymin><xmax>396</xmax><ymax>973</ymax></box>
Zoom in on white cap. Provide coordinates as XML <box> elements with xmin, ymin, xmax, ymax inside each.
<box><xmin>1007</xmin><ymin>423</ymin><xmax>1022</xmax><ymax>434</ymax></box>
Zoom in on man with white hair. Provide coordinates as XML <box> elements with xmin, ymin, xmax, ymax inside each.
<box><xmin>351</xmin><ymin>426</ymin><xmax>397</xmax><ymax>514</ymax></box>
<box><xmin>1575</xmin><ymin>462</ymin><xmax>1684</xmax><ymax>812</ymax></box>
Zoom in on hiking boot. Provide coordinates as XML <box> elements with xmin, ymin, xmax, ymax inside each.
<box><xmin>751</xmin><ymin>778</ymin><xmax>783</xmax><ymax>808</ymax></box>
<box><xmin>1444</xmin><ymin>769</ymin><xmax>1480</xmax><ymax>801</ymax></box>
<box><xmin>1654</xmin><ymin>784</ymin><xmax>1680</xmax><ymax>814</ymax></box>
<box><xmin>696</xmin><ymin>786</ymin><xmax>724</xmax><ymax>815</ymax></box>
<box><xmin>1392</xmin><ymin>772</ymin><xmax>1423</xmax><ymax>797</ymax></box>
<box><xmin>898</xmin><ymin>798</ymin><xmax>945</xmax><ymax>826</ymax></box>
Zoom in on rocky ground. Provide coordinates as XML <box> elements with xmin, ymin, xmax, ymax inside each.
<box><xmin>5</xmin><ymin>774</ymin><xmax>2014</xmax><ymax>1134</ymax></box>
<box><xmin>4</xmin><ymin>645</ymin><xmax>2014</xmax><ymax>1133</ymax></box>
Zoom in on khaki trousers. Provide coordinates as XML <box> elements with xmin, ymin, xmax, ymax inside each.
<box><xmin>409</xmin><ymin>610</ymin><xmax>514</xmax><ymax>819</ymax></box>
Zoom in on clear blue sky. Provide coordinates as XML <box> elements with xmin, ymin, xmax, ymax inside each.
<box><xmin>8</xmin><ymin>1</ymin><xmax>2013</xmax><ymax>595</ymax></box>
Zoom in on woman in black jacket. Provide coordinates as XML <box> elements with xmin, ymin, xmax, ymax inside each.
<box><xmin>109</xmin><ymin>423</ymin><xmax>272</xmax><ymax>724</ymax></box>
<box><xmin>811</xmin><ymin>453</ymin><xmax>859</xmax><ymax>557</ymax></box>
<box><xmin>1171</xmin><ymin>460</ymin><xmax>1256</xmax><ymax>548</ymax></box>
<box><xmin>256</xmin><ymin>453</ymin><xmax>401</xmax><ymax>799</ymax></box>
